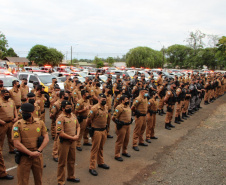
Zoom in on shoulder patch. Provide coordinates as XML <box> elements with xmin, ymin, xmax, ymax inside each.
<box><xmin>90</xmin><ymin>110</ymin><xmax>93</xmax><ymax>114</ymax></box>
<box><xmin>168</xmin><ymin>92</ymin><xmax>171</xmax><ymax>95</ymax></box>
<box><xmin>148</xmin><ymin>102</ymin><xmax>150</xmax><ymax>105</ymax></box>
<box><xmin>91</xmin><ymin>90</ymin><xmax>93</xmax><ymax>92</ymax></box>
<box><xmin>77</xmin><ymin>103</ymin><xmax>79</xmax><ymax>106</ymax></box>
<box><xmin>57</xmin><ymin>121</ymin><xmax>61</xmax><ymax>125</ymax></box>
<box><xmin>13</xmin><ymin>127</ymin><xmax>18</xmax><ymax>131</ymax></box>
<box><xmin>74</xmin><ymin>92</ymin><xmax>76</xmax><ymax>94</ymax></box>
<box><xmin>136</xmin><ymin>100</ymin><xmax>139</xmax><ymax>103</ymax></box>
<box><xmin>115</xmin><ymin>109</ymin><xmax>119</xmax><ymax>112</ymax></box>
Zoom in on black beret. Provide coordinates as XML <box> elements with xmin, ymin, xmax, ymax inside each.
<box><xmin>1</xmin><ymin>89</ymin><xmax>9</xmax><ymax>94</ymax></box>
<box><xmin>99</xmin><ymin>93</ymin><xmax>106</xmax><ymax>98</ymax></box>
<box><xmin>21</xmin><ymin>103</ymin><xmax>34</xmax><ymax>112</ymax></box>
<box><xmin>27</xmin><ymin>92</ymin><xmax>35</xmax><ymax>98</ymax></box>
<box><xmin>61</xmin><ymin>100</ymin><xmax>72</xmax><ymax>108</ymax></box>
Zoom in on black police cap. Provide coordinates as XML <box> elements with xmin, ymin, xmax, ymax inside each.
<box><xmin>27</xmin><ymin>92</ymin><xmax>35</xmax><ymax>97</ymax></box>
<box><xmin>1</xmin><ymin>89</ymin><xmax>9</xmax><ymax>94</ymax></box>
<box><xmin>99</xmin><ymin>93</ymin><xmax>106</xmax><ymax>98</ymax></box>
<box><xmin>21</xmin><ymin>103</ymin><xmax>35</xmax><ymax>112</ymax></box>
<box><xmin>61</xmin><ymin>100</ymin><xmax>72</xmax><ymax>108</ymax></box>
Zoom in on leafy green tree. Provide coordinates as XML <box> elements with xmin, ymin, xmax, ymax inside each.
<box><xmin>106</xmin><ymin>57</ymin><xmax>115</xmax><ymax>66</ymax></box>
<box><xmin>166</xmin><ymin>44</ymin><xmax>192</xmax><ymax>68</ymax></box>
<box><xmin>96</xmin><ymin>61</ymin><xmax>104</xmax><ymax>68</ymax></box>
<box><xmin>6</xmin><ymin>48</ymin><xmax>18</xmax><ymax>57</ymax></box>
<box><xmin>27</xmin><ymin>45</ymin><xmax>63</xmax><ymax>66</ymax></box>
<box><xmin>93</xmin><ymin>56</ymin><xmax>103</xmax><ymax>67</ymax></box>
<box><xmin>44</xmin><ymin>48</ymin><xmax>64</xmax><ymax>66</ymax></box>
<box><xmin>216</xmin><ymin>36</ymin><xmax>226</xmax><ymax>69</ymax></box>
<box><xmin>126</xmin><ymin>46</ymin><xmax>163</xmax><ymax>68</ymax></box>
<box><xmin>0</xmin><ymin>31</ymin><xmax>8</xmax><ymax>53</ymax></box>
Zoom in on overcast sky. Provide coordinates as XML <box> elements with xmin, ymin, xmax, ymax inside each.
<box><xmin>1</xmin><ymin>0</ymin><xmax>225</xmax><ymax>59</ymax></box>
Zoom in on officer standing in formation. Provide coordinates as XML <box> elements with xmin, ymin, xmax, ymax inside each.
<box><xmin>0</xmin><ymin>72</ymin><xmax>225</xmax><ymax>183</ymax></box>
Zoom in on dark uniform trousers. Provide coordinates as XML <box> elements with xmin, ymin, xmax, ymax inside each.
<box><xmin>77</xmin><ymin>118</ymin><xmax>89</xmax><ymax>147</ymax></box>
<box><xmin>133</xmin><ymin>116</ymin><xmax>146</xmax><ymax>147</ymax></box>
<box><xmin>115</xmin><ymin>125</ymin><xmax>130</xmax><ymax>158</ymax></box>
<box><xmin>0</xmin><ymin>122</ymin><xmax>14</xmax><ymax>152</ymax></box>
<box><xmin>146</xmin><ymin>113</ymin><xmax>156</xmax><ymax>139</ymax></box>
<box><xmin>57</xmin><ymin>140</ymin><xmax>76</xmax><ymax>185</ymax></box>
<box><xmin>89</xmin><ymin>130</ymin><xmax>107</xmax><ymax>170</ymax></box>
<box><xmin>17</xmin><ymin>154</ymin><xmax>43</xmax><ymax>185</ymax></box>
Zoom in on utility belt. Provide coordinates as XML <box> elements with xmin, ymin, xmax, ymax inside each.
<box><xmin>87</xmin><ymin>126</ymin><xmax>107</xmax><ymax>137</ymax></box>
<box><xmin>16</xmin><ymin>105</ymin><xmax>21</xmax><ymax>109</ymax></box>
<box><xmin>134</xmin><ymin>110</ymin><xmax>146</xmax><ymax>118</ymax></box>
<box><xmin>108</xmin><ymin>110</ymin><xmax>111</xmax><ymax>113</ymax></box>
<box><xmin>77</xmin><ymin>115</ymin><xmax>87</xmax><ymax>123</ymax></box>
<box><xmin>41</xmin><ymin>110</ymin><xmax>45</xmax><ymax>114</ymax></box>
<box><xmin>21</xmin><ymin>98</ymin><xmax>27</xmax><ymax>102</ymax></box>
<box><xmin>148</xmin><ymin>110</ymin><xmax>157</xmax><ymax>115</ymax></box>
<box><xmin>15</xmin><ymin>136</ymin><xmax>43</xmax><ymax>164</ymax></box>
<box><xmin>115</xmin><ymin>118</ymin><xmax>133</xmax><ymax>130</ymax></box>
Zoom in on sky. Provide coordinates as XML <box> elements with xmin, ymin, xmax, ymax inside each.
<box><xmin>0</xmin><ymin>0</ymin><xmax>225</xmax><ymax>59</ymax></box>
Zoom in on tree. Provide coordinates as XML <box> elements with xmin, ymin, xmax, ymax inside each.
<box><xmin>96</xmin><ymin>61</ymin><xmax>104</xmax><ymax>68</ymax></box>
<box><xmin>27</xmin><ymin>45</ymin><xmax>63</xmax><ymax>66</ymax></box>
<box><xmin>6</xmin><ymin>48</ymin><xmax>18</xmax><ymax>57</ymax></box>
<box><xmin>106</xmin><ymin>57</ymin><xmax>115</xmax><ymax>66</ymax></box>
<box><xmin>0</xmin><ymin>31</ymin><xmax>8</xmax><ymax>53</ymax></box>
<box><xmin>186</xmin><ymin>30</ymin><xmax>206</xmax><ymax>54</ymax></box>
<box><xmin>166</xmin><ymin>44</ymin><xmax>192</xmax><ymax>68</ymax></box>
<box><xmin>126</xmin><ymin>46</ymin><xmax>163</xmax><ymax>68</ymax></box>
<box><xmin>216</xmin><ymin>36</ymin><xmax>226</xmax><ymax>69</ymax></box>
<box><xmin>93</xmin><ymin>56</ymin><xmax>103</xmax><ymax>67</ymax></box>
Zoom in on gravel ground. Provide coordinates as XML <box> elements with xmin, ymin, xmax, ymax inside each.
<box><xmin>141</xmin><ymin>102</ymin><xmax>226</xmax><ymax>185</ymax></box>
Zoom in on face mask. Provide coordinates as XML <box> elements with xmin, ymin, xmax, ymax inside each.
<box><xmin>173</xmin><ymin>86</ymin><xmax>176</xmax><ymax>89</ymax></box>
<box><xmin>24</xmin><ymin>82</ymin><xmax>27</xmax><ymax>85</ymax></box>
<box><xmin>96</xmin><ymin>83</ymin><xmax>100</xmax><ymax>87</ymax></box>
<box><xmin>124</xmin><ymin>101</ymin><xmax>129</xmax><ymax>106</ymax></box>
<box><xmin>0</xmin><ymin>84</ymin><xmax>3</xmax><ymax>87</ymax></box>
<box><xmin>86</xmin><ymin>95</ymin><xmax>91</xmax><ymax>99</ymax></box>
<box><xmin>181</xmin><ymin>85</ymin><xmax>184</xmax><ymax>88</ymax></box>
<box><xmin>41</xmin><ymin>91</ymin><xmax>45</xmax><ymax>94</ymax></box>
<box><xmin>4</xmin><ymin>95</ymin><xmax>10</xmax><ymax>100</ymax></box>
<box><xmin>17</xmin><ymin>84</ymin><xmax>20</xmax><ymax>88</ymax></box>
<box><xmin>108</xmin><ymin>90</ymin><xmax>113</xmax><ymax>95</ymax></box>
<box><xmin>22</xmin><ymin>112</ymin><xmax>31</xmax><ymax>120</ymax></box>
<box><xmin>80</xmin><ymin>86</ymin><xmax>84</xmax><ymax>90</ymax></box>
<box><xmin>128</xmin><ymin>83</ymin><xmax>131</xmax><ymax>85</ymax></box>
<box><xmin>65</xmin><ymin>108</ymin><xmax>72</xmax><ymax>114</ymax></box>
<box><xmin>64</xmin><ymin>96</ymin><xmax>69</xmax><ymax>100</ymax></box>
<box><xmin>118</xmin><ymin>80</ymin><xmax>121</xmax><ymax>83</ymax></box>
<box><xmin>69</xmin><ymin>79</ymin><xmax>72</xmax><ymax>81</ymax></box>
<box><xmin>54</xmin><ymin>81</ymin><xmax>58</xmax><ymax>84</ymax></box>
<box><xmin>29</xmin><ymin>99</ymin><xmax>35</xmax><ymax>105</ymax></box>
<box><xmin>144</xmin><ymin>93</ymin><xmax>149</xmax><ymax>97</ymax></box>
<box><xmin>89</xmin><ymin>82</ymin><xmax>92</xmax><ymax>85</ymax></box>
<box><xmin>101</xmin><ymin>100</ymin><xmax>106</xmax><ymax>106</ymax></box>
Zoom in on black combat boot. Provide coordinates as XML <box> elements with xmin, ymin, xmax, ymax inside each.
<box><xmin>182</xmin><ymin>113</ymin><xmax>187</xmax><ymax>120</ymax></box>
<box><xmin>178</xmin><ymin>115</ymin><xmax>184</xmax><ymax>122</ymax></box>
<box><xmin>188</xmin><ymin>110</ymin><xmax>193</xmax><ymax>115</ymax></box>
<box><xmin>158</xmin><ymin>109</ymin><xmax>163</xmax><ymax>116</ymax></box>
<box><xmin>165</xmin><ymin>123</ymin><xmax>171</xmax><ymax>130</ymax></box>
<box><xmin>161</xmin><ymin>109</ymin><xmax>166</xmax><ymax>114</ymax></box>
<box><xmin>169</xmin><ymin>122</ymin><xmax>175</xmax><ymax>128</ymax></box>
<box><xmin>198</xmin><ymin>104</ymin><xmax>202</xmax><ymax>109</ymax></box>
<box><xmin>185</xmin><ymin>112</ymin><xmax>189</xmax><ymax>118</ymax></box>
<box><xmin>174</xmin><ymin>117</ymin><xmax>181</xmax><ymax>124</ymax></box>
<box><xmin>204</xmin><ymin>101</ymin><xmax>209</xmax><ymax>105</ymax></box>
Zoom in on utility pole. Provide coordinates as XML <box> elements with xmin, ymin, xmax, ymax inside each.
<box><xmin>71</xmin><ymin>46</ymin><xmax>72</xmax><ymax>65</ymax></box>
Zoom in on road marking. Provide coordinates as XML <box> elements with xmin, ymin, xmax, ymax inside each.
<box><xmin>6</xmin><ymin>166</ymin><xmax>17</xmax><ymax>172</ymax></box>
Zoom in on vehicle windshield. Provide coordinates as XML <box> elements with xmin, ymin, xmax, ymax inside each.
<box><xmin>38</xmin><ymin>75</ymin><xmax>57</xmax><ymax>84</ymax></box>
<box><xmin>0</xmin><ymin>76</ymin><xmax>18</xmax><ymax>87</ymax></box>
<box><xmin>78</xmin><ymin>72</ymin><xmax>86</xmax><ymax>78</ymax></box>
<box><xmin>99</xmin><ymin>75</ymin><xmax>107</xmax><ymax>82</ymax></box>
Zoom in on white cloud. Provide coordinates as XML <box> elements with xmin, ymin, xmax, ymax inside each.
<box><xmin>0</xmin><ymin>0</ymin><xmax>225</xmax><ymax>58</ymax></box>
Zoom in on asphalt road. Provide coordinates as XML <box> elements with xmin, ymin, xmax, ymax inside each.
<box><xmin>2</xmin><ymin>94</ymin><xmax>226</xmax><ymax>185</ymax></box>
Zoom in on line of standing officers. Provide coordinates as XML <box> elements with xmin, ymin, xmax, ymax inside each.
<box><xmin>0</xmin><ymin>72</ymin><xmax>225</xmax><ymax>185</ymax></box>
